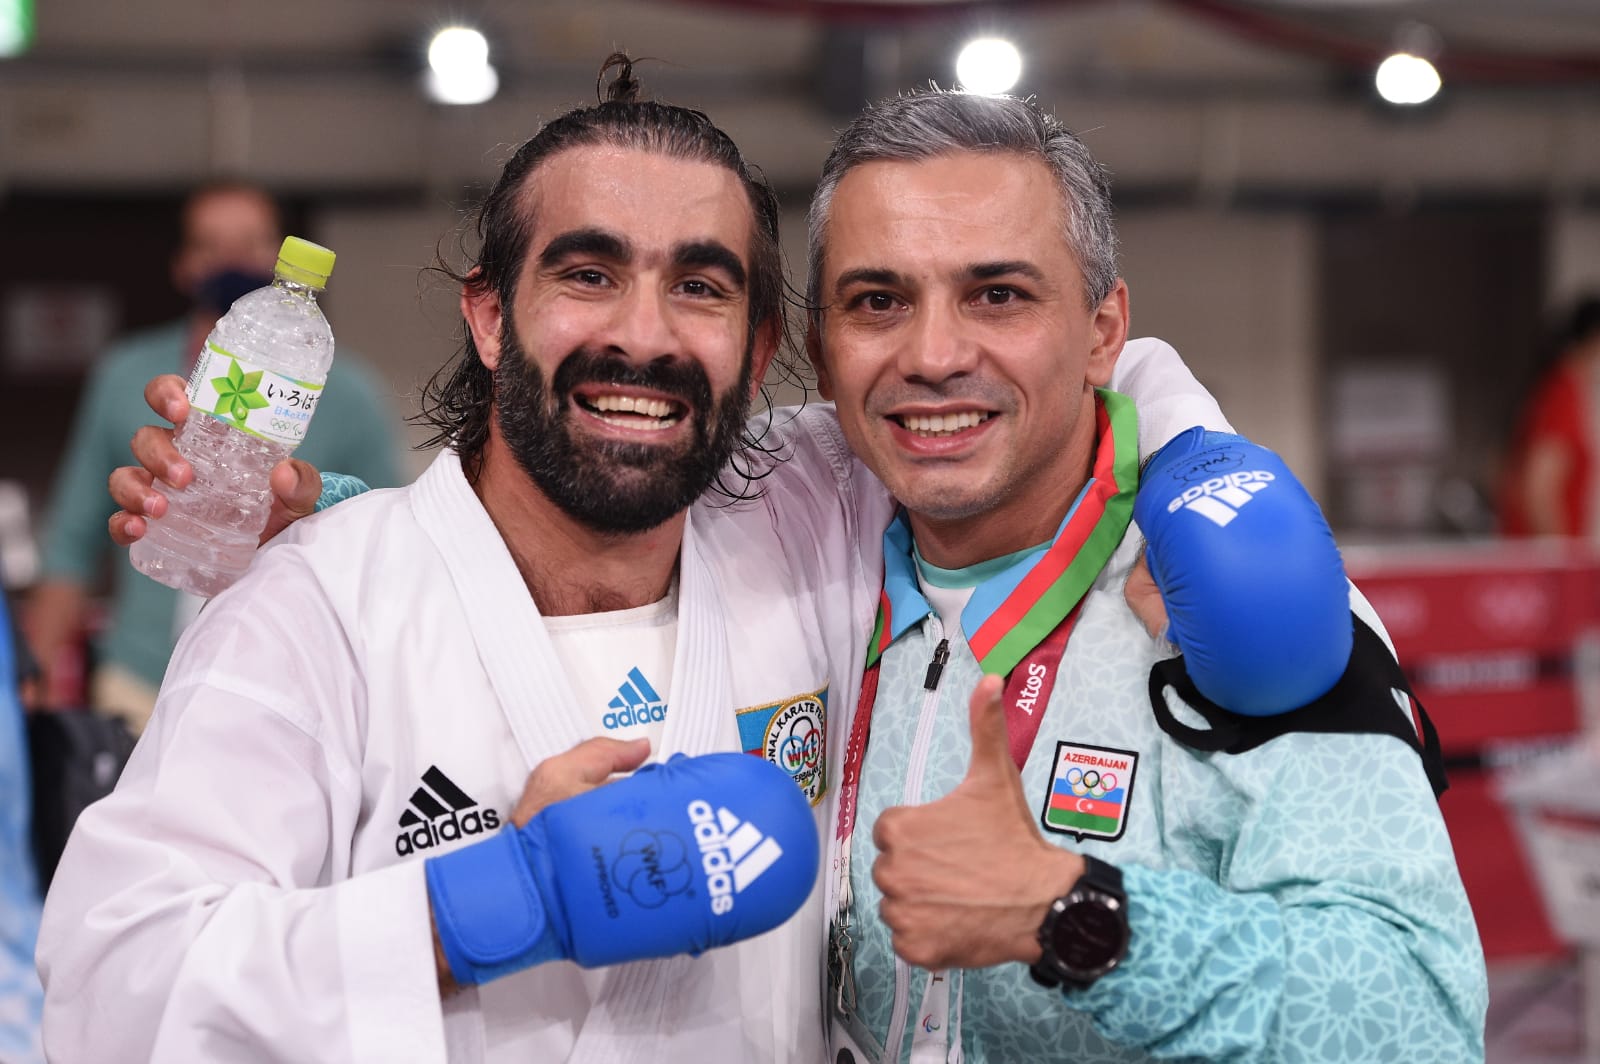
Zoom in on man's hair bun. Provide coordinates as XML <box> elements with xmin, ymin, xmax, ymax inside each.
<box><xmin>598</xmin><ymin>52</ymin><xmax>642</xmax><ymax>104</ymax></box>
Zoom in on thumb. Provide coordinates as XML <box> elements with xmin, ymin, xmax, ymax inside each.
<box><xmin>1124</xmin><ymin>552</ymin><xmax>1169</xmax><ymax>641</ymax></box>
<box><xmin>963</xmin><ymin>674</ymin><xmax>1012</xmax><ymax>783</ymax></box>
<box><xmin>276</xmin><ymin>459</ymin><xmax>323</xmax><ymax>518</ymax></box>
<box><xmin>261</xmin><ymin>459</ymin><xmax>322</xmax><ymax>545</ymax></box>
<box><xmin>575</xmin><ymin>736</ymin><xmax>652</xmax><ymax>785</ymax></box>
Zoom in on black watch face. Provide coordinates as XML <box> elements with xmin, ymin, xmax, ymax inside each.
<box><xmin>1055</xmin><ymin>897</ymin><xmax>1127</xmax><ymax>970</ymax></box>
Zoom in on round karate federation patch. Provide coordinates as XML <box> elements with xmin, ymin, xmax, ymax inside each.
<box><xmin>1040</xmin><ymin>741</ymin><xmax>1138</xmax><ymax>841</ymax></box>
<box><xmin>736</xmin><ymin>686</ymin><xmax>828</xmax><ymax>806</ymax></box>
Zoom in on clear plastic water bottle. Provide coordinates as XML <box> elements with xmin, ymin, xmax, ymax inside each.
<box><xmin>131</xmin><ymin>237</ymin><xmax>337</xmax><ymax>597</ymax></box>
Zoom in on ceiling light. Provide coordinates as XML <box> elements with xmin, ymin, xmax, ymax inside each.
<box><xmin>426</xmin><ymin>26</ymin><xmax>498</xmax><ymax>106</ymax></box>
<box><xmin>1375</xmin><ymin>52</ymin><xmax>1441</xmax><ymax>106</ymax></box>
<box><xmin>956</xmin><ymin>37</ymin><xmax>1022</xmax><ymax>96</ymax></box>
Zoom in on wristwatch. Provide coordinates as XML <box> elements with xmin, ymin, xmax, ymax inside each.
<box><xmin>1029</xmin><ymin>855</ymin><xmax>1129</xmax><ymax>991</ymax></box>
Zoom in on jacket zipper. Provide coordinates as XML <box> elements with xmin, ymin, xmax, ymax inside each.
<box><xmin>883</xmin><ymin>623</ymin><xmax>948</xmax><ymax>1062</ymax></box>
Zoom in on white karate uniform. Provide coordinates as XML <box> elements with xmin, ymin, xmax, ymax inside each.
<box><xmin>36</xmin><ymin>337</ymin><xmax>1219</xmax><ymax>1064</ymax></box>
<box><xmin>36</xmin><ymin>409</ymin><xmax>888</xmax><ymax>1064</ymax></box>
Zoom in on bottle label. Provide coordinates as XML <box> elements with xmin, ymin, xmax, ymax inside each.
<box><xmin>187</xmin><ymin>340</ymin><xmax>323</xmax><ymax>447</ymax></box>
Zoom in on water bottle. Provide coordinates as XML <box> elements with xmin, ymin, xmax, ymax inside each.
<box><xmin>131</xmin><ymin>237</ymin><xmax>337</xmax><ymax>597</ymax></box>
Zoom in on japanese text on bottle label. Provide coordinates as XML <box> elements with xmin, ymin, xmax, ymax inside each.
<box><xmin>187</xmin><ymin>341</ymin><xmax>323</xmax><ymax>447</ymax></box>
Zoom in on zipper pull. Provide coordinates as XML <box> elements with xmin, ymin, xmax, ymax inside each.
<box><xmin>924</xmin><ymin>638</ymin><xmax>950</xmax><ymax>691</ymax></box>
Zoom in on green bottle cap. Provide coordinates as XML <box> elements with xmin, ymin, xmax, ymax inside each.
<box><xmin>275</xmin><ymin>237</ymin><xmax>336</xmax><ymax>289</ymax></box>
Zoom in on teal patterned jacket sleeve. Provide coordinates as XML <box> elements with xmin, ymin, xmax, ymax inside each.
<box><xmin>1071</xmin><ymin>729</ymin><xmax>1487</xmax><ymax>1062</ymax></box>
<box><xmin>314</xmin><ymin>472</ymin><xmax>372</xmax><ymax>512</ymax></box>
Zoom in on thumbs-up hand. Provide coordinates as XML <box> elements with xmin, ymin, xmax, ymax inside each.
<box><xmin>870</xmin><ymin>676</ymin><xmax>1083</xmax><ymax>971</ymax></box>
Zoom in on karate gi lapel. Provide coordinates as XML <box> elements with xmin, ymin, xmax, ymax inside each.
<box><xmin>409</xmin><ymin>451</ymin><xmax>588</xmax><ymax>766</ymax></box>
<box><xmin>656</xmin><ymin>504</ymin><xmax>738</xmax><ymax>758</ymax></box>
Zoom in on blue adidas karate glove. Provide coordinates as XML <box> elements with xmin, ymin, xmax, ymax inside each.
<box><xmin>1134</xmin><ymin>427</ymin><xmax>1352</xmax><ymax>716</ymax></box>
<box><xmin>425</xmin><ymin>752</ymin><xmax>819</xmax><ymax>984</ymax></box>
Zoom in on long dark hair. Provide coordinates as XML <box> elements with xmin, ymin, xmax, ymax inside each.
<box><xmin>415</xmin><ymin>54</ymin><xmax>794</xmax><ymax>490</ymax></box>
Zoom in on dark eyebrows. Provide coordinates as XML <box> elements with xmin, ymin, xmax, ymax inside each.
<box><xmin>830</xmin><ymin>262</ymin><xmax>1045</xmax><ymax>298</ymax></box>
<box><xmin>673</xmin><ymin>241</ymin><xmax>746</xmax><ymax>289</ymax></box>
<box><xmin>537</xmin><ymin>230</ymin><xmax>747</xmax><ymax>290</ymax></box>
<box><xmin>537</xmin><ymin>228</ymin><xmax>631</xmax><ymax>270</ymax></box>
<box><xmin>831</xmin><ymin>267</ymin><xmax>905</xmax><ymax>297</ymax></box>
<box><xmin>968</xmin><ymin>260</ymin><xmax>1047</xmax><ymax>284</ymax></box>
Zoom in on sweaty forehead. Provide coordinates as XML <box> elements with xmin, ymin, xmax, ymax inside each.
<box><xmin>822</xmin><ymin>152</ymin><xmax>1067</xmax><ymax>279</ymax></box>
<box><xmin>524</xmin><ymin>145</ymin><xmax>756</xmax><ymax>264</ymax></box>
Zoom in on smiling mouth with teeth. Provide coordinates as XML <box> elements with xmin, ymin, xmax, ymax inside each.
<box><xmin>895</xmin><ymin>411</ymin><xmax>993</xmax><ymax>437</ymax></box>
<box><xmin>577</xmin><ymin>393</ymin><xmax>686</xmax><ymax>432</ymax></box>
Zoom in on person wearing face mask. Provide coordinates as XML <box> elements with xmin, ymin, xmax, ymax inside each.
<box><xmin>24</xmin><ymin>180</ymin><xmax>402</xmax><ymax>733</ymax></box>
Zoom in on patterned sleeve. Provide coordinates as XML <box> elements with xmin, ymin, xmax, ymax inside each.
<box><xmin>1071</xmin><ymin>727</ymin><xmax>1488</xmax><ymax>1062</ymax></box>
<box><xmin>315</xmin><ymin>472</ymin><xmax>373</xmax><ymax>513</ymax></box>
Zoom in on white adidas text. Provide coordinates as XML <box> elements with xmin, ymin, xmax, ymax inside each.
<box><xmin>1166</xmin><ymin>470</ymin><xmax>1275</xmax><ymax>527</ymax></box>
<box><xmin>687</xmin><ymin>799</ymin><xmax>783</xmax><ymax>916</ymax></box>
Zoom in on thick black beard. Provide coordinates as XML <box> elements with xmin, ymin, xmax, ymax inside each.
<box><xmin>492</xmin><ymin>327</ymin><xmax>754</xmax><ymax>535</ymax></box>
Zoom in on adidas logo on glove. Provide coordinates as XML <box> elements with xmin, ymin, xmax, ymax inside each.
<box><xmin>1134</xmin><ymin>427</ymin><xmax>1353</xmax><ymax>718</ymax></box>
<box><xmin>1165</xmin><ymin>469</ymin><xmax>1276</xmax><ymax>527</ymax></box>
<box><xmin>688</xmin><ymin>799</ymin><xmax>785</xmax><ymax>915</ymax></box>
<box><xmin>423</xmin><ymin>751</ymin><xmax>820</xmax><ymax>981</ymax></box>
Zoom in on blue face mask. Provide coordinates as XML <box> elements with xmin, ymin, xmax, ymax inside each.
<box><xmin>194</xmin><ymin>268</ymin><xmax>273</xmax><ymax>314</ymax></box>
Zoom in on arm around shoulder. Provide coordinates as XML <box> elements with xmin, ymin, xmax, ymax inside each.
<box><xmin>1109</xmin><ymin>337</ymin><xmax>1235</xmax><ymax>462</ymax></box>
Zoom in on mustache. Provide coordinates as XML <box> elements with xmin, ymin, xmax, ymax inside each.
<box><xmin>865</xmin><ymin>378</ymin><xmax>1015</xmax><ymax>417</ymax></box>
<box><xmin>550</xmin><ymin>348</ymin><xmax>713</xmax><ymax>414</ymax></box>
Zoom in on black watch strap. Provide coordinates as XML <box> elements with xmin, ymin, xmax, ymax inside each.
<box><xmin>1030</xmin><ymin>856</ymin><xmax>1128</xmax><ymax>991</ymax></box>
<box><xmin>1080</xmin><ymin>855</ymin><xmax>1124</xmax><ymax>895</ymax></box>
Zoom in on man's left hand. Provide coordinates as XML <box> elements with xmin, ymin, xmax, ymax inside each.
<box><xmin>871</xmin><ymin>675</ymin><xmax>1083</xmax><ymax>970</ymax></box>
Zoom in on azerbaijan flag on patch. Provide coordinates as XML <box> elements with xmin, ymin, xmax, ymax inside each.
<box><xmin>1040</xmin><ymin>741</ymin><xmax>1139</xmax><ymax>842</ymax></box>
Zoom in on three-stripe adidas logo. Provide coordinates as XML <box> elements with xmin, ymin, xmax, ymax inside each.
<box><xmin>1165</xmin><ymin>470</ymin><xmax>1276</xmax><ymax>527</ymax></box>
<box><xmin>394</xmin><ymin>766</ymin><xmax>501</xmax><ymax>857</ymax></box>
<box><xmin>603</xmin><ymin>667</ymin><xmax>668</xmax><ymax>730</ymax></box>
<box><xmin>688</xmin><ymin>799</ymin><xmax>784</xmax><ymax>916</ymax></box>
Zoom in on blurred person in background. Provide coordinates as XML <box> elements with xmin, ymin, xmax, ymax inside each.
<box><xmin>1500</xmin><ymin>296</ymin><xmax>1600</xmax><ymax>539</ymax></box>
<box><xmin>23</xmin><ymin>180</ymin><xmax>403</xmax><ymax>731</ymax></box>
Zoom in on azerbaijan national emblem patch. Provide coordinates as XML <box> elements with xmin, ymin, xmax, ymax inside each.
<box><xmin>1040</xmin><ymin>741</ymin><xmax>1138</xmax><ymax>842</ymax></box>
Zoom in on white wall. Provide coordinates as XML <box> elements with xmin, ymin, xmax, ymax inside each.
<box><xmin>1118</xmin><ymin>208</ymin><xmax>1322</xmax><ymax>495</ymax></box>
<box><xmin>311</xmin><ymin>203</ymin><xmax>464</xmax><ymax>479</ymax></box>
<box><xmin>1548</xmin><ymin>206</ymin><xmax>1600</xmax><ymax>311</ymax></box>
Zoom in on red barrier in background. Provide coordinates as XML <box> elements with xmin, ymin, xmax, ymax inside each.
<box><xmin>1347</xmin><ymin>540</ymin><xmax>1600</xmax><ymax>959</ymax></box>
